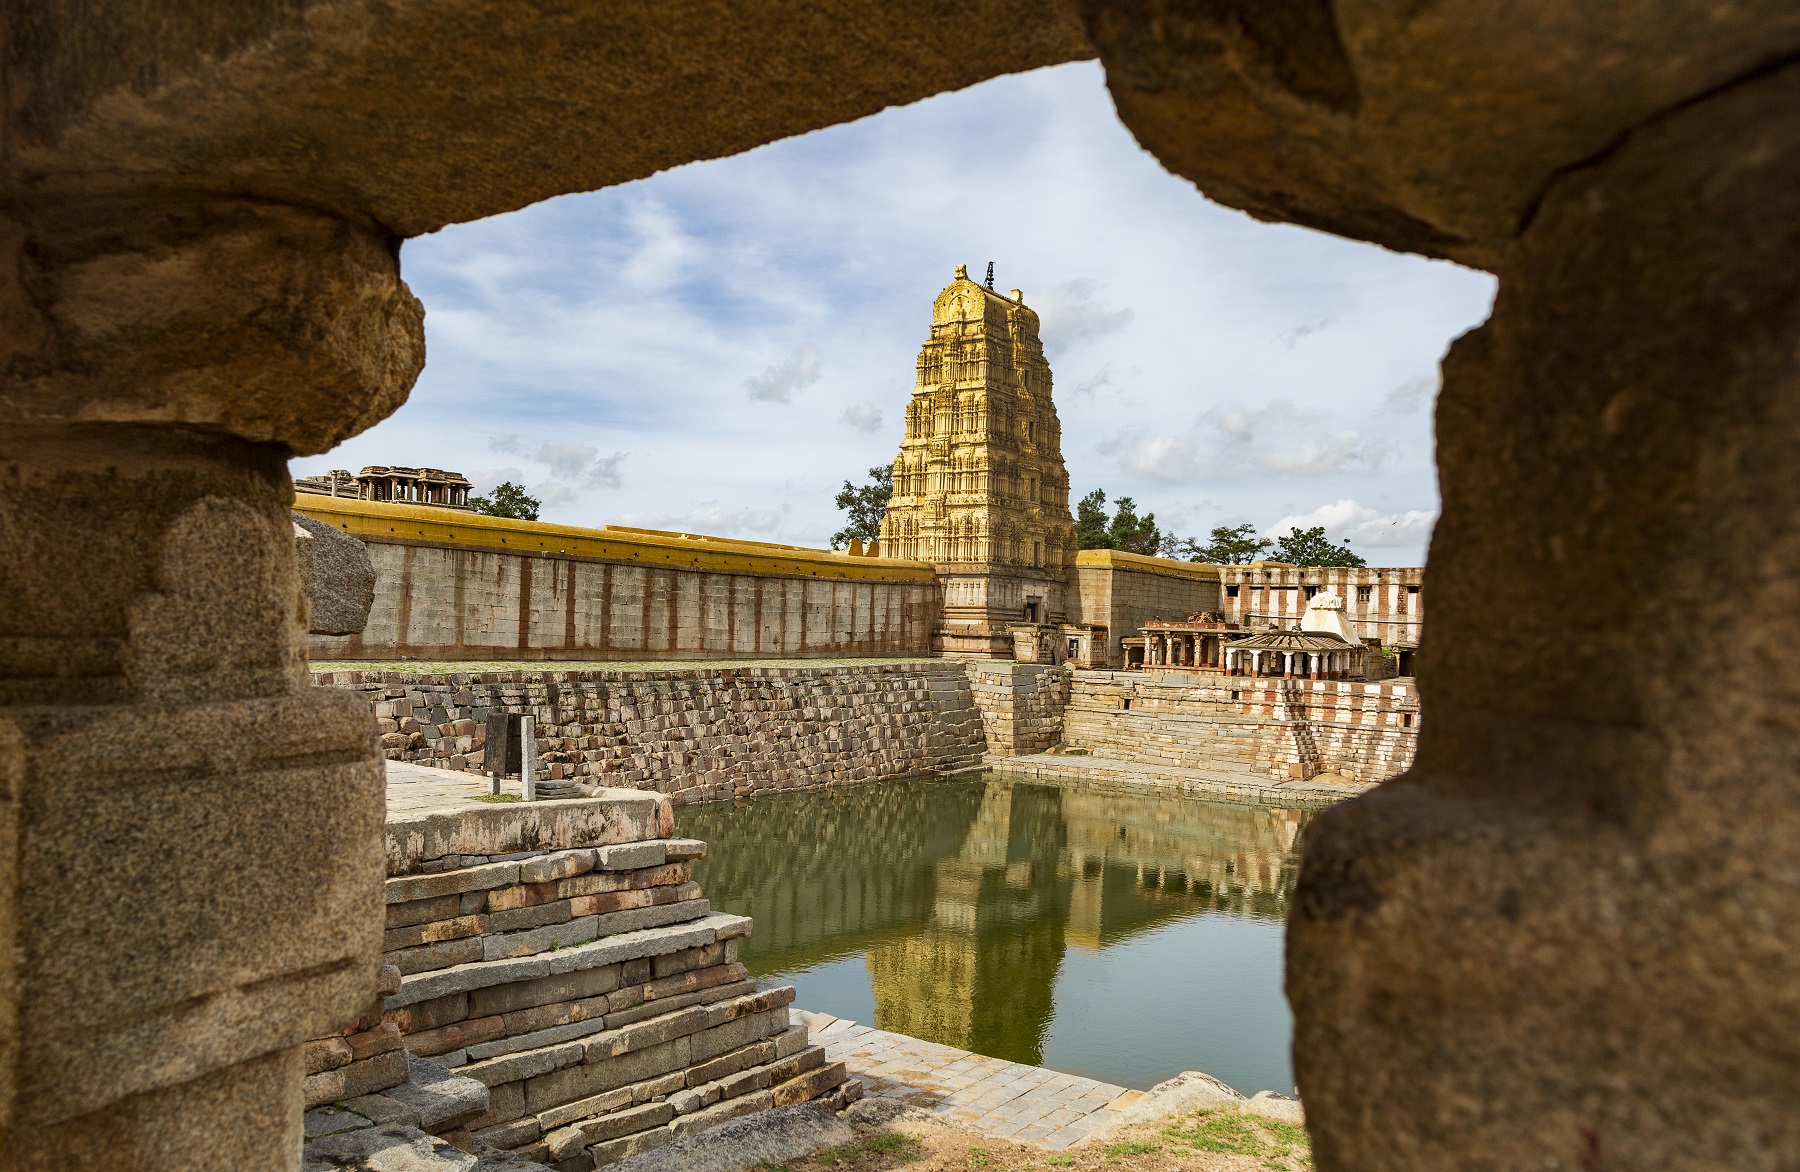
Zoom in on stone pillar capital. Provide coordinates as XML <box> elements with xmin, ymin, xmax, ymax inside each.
<box><xmin>1</xmin><ymin>198</ymin><xmax>424</xmax><ymax>455</ymax></box>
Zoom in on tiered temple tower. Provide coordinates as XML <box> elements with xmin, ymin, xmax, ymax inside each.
<box><xmin>879</xmin><ymin>265</ymin><xmax>1078</xmax><ymax>657</ymax></box>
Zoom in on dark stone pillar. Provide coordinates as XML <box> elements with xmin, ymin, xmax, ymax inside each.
<box><xmin>1288</xmin><ymin>64</ymin><xmax>1800</xmax><ymax>1169</ymax></box>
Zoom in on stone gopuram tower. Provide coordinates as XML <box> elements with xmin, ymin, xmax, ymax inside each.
<box><xmin>879</xmin><ymin>265</ymin><xmax>1078</xmax><ymax>656</ymax></box>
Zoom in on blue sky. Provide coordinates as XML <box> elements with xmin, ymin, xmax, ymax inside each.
<box><xmin>292</xmin><ymin>61</ymin><xmax>1496</xmax><ymax>567</ymax></box>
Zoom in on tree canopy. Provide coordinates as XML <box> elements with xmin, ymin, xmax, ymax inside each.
<box><xmin>1075</xmin><ymin>489</ymin><xmax>1111</xmax><ymax>549</ymax></box>
<box><xmin>469</xmin><ymin>481</ymin><xmax>540</xmax><ymax>520</ymax></box>
<box><xmin>1268</xmin><ymin>525</ymin><xmax>1367</xmax><ymax>567</ymax></box>
<box><xmin>1177</xmin><ymin>522</ymin><xmax>1273</xmax><ymax>564</ymax></box>
<box><xmin>832</xmin><ymin>465</ymin><xmax>892</xmax><ymax>549</ymax></box>
<box><xmin>1074</xmin><ymin>489</ymin><xmax>1161</xmax><ymax>555</ymax></box>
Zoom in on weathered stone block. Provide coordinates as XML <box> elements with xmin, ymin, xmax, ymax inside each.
<box><xmin>304</xmin><ymin>1048</ymin><xmax>411</xmax><ymax>1108</ymax></box>
<box><xmin>668</xmin><ymin>1089</ymin><xmax>773</xmax><ymax>1138</ymax></box>
<box><xmin>536</xmin><ymin>1087</ymin><xmax>632</xmax><ymax>1132</ymax></box>
<box><xmin>770</xmin><ymin>1061</ymin><xmax>846</xmax><ymax>1108</ymax></box>
<box><xmin>407</xmin><ymin>1016</ymin><xmax>505</xmax><ymax>1058</ymax></box>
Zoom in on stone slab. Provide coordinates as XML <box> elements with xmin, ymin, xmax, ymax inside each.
<box><xmin>608</xmin><ymin>1101</ymin><xmax>852</xmax><ymax>1172</ymax></box>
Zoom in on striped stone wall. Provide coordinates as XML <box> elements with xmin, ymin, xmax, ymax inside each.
<box><xmin>1219</xmin><ymin>565</ymin><xmax>1424</xmax><ymax>648</ymax></box>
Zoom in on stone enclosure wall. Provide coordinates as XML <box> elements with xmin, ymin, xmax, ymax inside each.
<box><xmin>316</xmin><ymin>662</ymin><xmax>986</xmax><ymax>800</ymax></box>
<box><xmin>1062</xmin><ymin>671</ymin><xmax>1419</xmax><ymax>784</ymax></box>
<box><xmin>299</xmin><ymin>496</ymin><xmax>941</xmax><ymax>663</ymax></box>
<box><xmin>1073</xmin><ymin>550</ymin><xmax>1223</xmax><ymax>669</ymax></box>
<box><xmin>368</xmin><ymin>793</ymin><xmax>850</xmax><ymax>1169</ymax></box>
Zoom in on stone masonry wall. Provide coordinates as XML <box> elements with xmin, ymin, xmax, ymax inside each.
<box><xmin>1074</xmin><ymin>558</ymin><xmax>1222</xmax><ymax>669</ymax></box>
<box><xmin>967</xmin><ymin>662</ymin><xmax>1069</xmax><ymax>756</ymax></box>
<box><xmin>315</xmin><ymin>662</ymin><xmax>986</xmax><ymax>802</ymax></box>
<box><xmin>1063</xmin><ymin>671</ymin><xmax>1419</xmax><ymax>783</ymax></box>
<box><xmin>311</xmin><ymin>540</ymin><xmax>940</xmax><ymax>662</ymax></box>
<box><xmin>366</xmin><ymin>792</ymin><xmax>852</xmax><ymax>1169</ymax></box>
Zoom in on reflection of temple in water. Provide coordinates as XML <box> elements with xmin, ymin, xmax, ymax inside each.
<box><xmin>680</xmin><ymin>778</ymin><xmax>1313</xmax><ymax>1068</ymax></box>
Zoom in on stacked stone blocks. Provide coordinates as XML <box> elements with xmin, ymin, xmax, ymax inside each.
<box><xmin>317</xmin><ymin>663</ymin><xmax>986</xmax><ymax>801</ymax></box>
<box><xmin>1062</xmin><ymin>671</ymin><xmax>1418</xmax><ymax>783</ymax></box>
<box><xmin>967</xmin><ymin>662</ymin><xmax>1069</xmax><ymax>756</ymax></box>
<box><xmin>365</xmin><ymin>792</ymin><xmax>850</xmax><ymax>1169</ymax></box>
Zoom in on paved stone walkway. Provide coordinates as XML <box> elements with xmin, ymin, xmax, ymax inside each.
<box><xmin>385</xmin><ymin>758</ymin><xmax>517</xmax><ymax>818</ymax></box>
<box><xmin>796</xmin><ymin>1010</ymin><xmax>1147</xmax><ymax>1149</ymax></box>
<box><xmin>987</xmin><ymin>752</ymin><xmax>1369</xmax><ymax>805</ymax></box>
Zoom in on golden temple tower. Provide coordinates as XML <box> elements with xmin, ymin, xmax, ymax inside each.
<box><xmin>878</xmin><ymin>265</ymin><xmax>1078</xmax><ymax>656</ymax></box>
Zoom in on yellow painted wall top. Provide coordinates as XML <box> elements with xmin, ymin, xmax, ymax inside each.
<box><xmin>295</xmin><ymin>495</ymin><xmax>938</xmax><ymax>582</ymax></box>
<box><xmin>1074</xmin><ymin>548</ymin><xmax>1224</xmax><ymax>582</ymax></box>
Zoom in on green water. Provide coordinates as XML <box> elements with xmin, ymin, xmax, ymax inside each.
<box><xmin>677</xmin><ymin>774</ymin><xmax>1316</xmax><ymax>1093</ymax></box>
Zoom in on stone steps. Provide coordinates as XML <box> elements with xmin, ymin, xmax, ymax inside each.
<box><xmin>369</xmin><ymin>795</ymin><xmax>848</xmax><ymax>1171</ymax></box>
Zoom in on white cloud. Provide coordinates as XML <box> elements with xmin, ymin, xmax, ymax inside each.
<box><xmin>1201</xmin><ymin>402</ymin><xmax>1388</xmax><ymax>476</ymax></box>
<box><xmin>611</xmin><ymin>502</ymin><xmax>788</xmax><ymax>538</ymax></box>
<box><xmin>489</xmin><ymin>434</ymin><xmax>523</xmax><ymax>455</ymax></box>
<box><xmin>1260</xmin><ymin>431</ymin><xmax>1388</xmax><ymax>476</ymax></box>
<box><xmin>1067</xmin><ymin>365</ymin><xmax>1116</xmax><ymax>401</ymax></box>
<box><xmin>535</xmin><ymin>483</ymin><xmax>580</xmax><ymax>508</ymax></box>
<box><xmin>1265</xmin><ymin>499</ymin><xmax>1437</xmax><ymax>548</ymax></box>
<box><xmin>1275</xmin><ymin>319</ymin><xmax>1330</xmax><ymax>350</ymax></box>
<box><xmin>747</xmin><ymin>345</ymin><xmax>822</xmax><ymax>404</ymax></box>
<box><xmin>1121</xmin><ymin>436</ymin><xmax>1199</xmax><ymax>484</ymax></box>
<box><xmin>840</xmin><ymin>402</ymin><xmax>884</xmax><ymax>432</ymax></box>
<box><xmin>1032</xmin><ymin>279</ymin><xmax>1134</xmax><ymax>353</ymax></box>
<box><xmin>469</xmin><ymin>465</ymin><xmax>527</xmax><ymax>493</ymax></box>
<box><xmin>584</xmin><ymin>453</ymin><xmax>628</xmax><ymax>489</ymax></box>
<box><xmin>1380</xmin><ymin>375</ymin><xmax>1437</xmax><ymax>415</ymax></box>
<box><xmin>537</xmin><ymin>441</ymin><xmax>599</xmax><ymax>479</ymax></box>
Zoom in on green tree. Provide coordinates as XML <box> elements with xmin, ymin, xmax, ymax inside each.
<box><xmin>1075</xmin><ymin>489</ymin><xmax>1113</xmax><ymax>549</ymax></box>
<box><xmin>1178</xmin><ymin>522</ymin><xmax>1274</xmax><ymax>564</ymax></box>
<box><xmin>832</xmin><ymin>465</ymin><xmax>893</xmax><ymax>548</ymax></box>
<box><xmin>1106</xmin><ymin>496</ymin><xmax>1162</xmax><ymax>555</ymax></box>
<box><xmin>469</xmin><ymin>481</ymin><xmax>541</xmax><ymax>520</ymax></box>
<box><xmin>1268</xmin><ymin>525</ymin><xmax>1366</xmax><ymax>567</ymax></box>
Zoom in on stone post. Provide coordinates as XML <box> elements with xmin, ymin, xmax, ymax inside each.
<box><xmin>1288</xmin><ymin>66</ymin><xmax>1800</xmax><ymax>1169</ymax></box>
<box><xmin>0</xmin><ymin>199</ymin><xmax>423</xmax><ymax>1169</ymax></box>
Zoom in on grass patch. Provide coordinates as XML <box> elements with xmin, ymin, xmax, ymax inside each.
<box><xmin>469</xmin><ymin>793</ymin><xmax>521</xmax><ymax>803</ymax></box>
<box><xmin>1102</xmin><ymin>1141</ymin><xmax>1158</xmax><ymax>1158</ymax></box>
<box><xmin>807</xmin><ymin>1132</ymin><xmax>923</xmax><ymax>1167</ymax></box>
<box><xmin>1162</xmin><ymin>1109</ymin><xmax>1311</xmax><ymax>1169</ymax></box>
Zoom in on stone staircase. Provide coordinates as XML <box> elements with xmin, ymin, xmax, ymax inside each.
<box><xmin>348</xmin><ymin>789</ymin><xmax>856</xmax><ymax>1170</ymax></box>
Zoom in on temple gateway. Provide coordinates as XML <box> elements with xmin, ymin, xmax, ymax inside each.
<box><xmin>878</xmin><ymin>265</ymin><xmax>1079</xmax><ymax>656</ymax></box>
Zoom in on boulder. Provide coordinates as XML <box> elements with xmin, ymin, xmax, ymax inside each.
<box><xmin>295</xmin><ymin>512</ymin><xmax>377</xmax><ymax>635</ymax></box>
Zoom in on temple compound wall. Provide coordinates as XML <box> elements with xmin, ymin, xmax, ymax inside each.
<box><xmin>299</xmin><ymin>496</ymin><xmax>941</xmax><ymax>663</ymax></box>
<box><xmin>302</xmin><ymin>791</ymin><xmax>851</xmax><ymax>1169</ymax></box>
<box><xmin>1073</xmin><ymin>549</ymin><xmax>1223</xmax><ymax>669</ymax></box>
<box><xmin>1062</xmin><ymin>671</ymin><xmax>1419</xmax><ymax>785</ymax></box>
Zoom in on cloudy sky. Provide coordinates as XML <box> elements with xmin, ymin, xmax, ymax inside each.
<box><xmin>292</xmin><ymin>61</ymin><xmax>1496</xmax><ymax>567</ymax></box>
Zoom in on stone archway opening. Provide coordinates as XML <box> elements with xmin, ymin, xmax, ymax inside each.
<box><xmin>2</xmin><ymin>5</ymin><xmax>1795</xmax><ymax>1170</ymax></box>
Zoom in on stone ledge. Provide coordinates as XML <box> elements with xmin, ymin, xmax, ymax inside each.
<box><xmin>390</xmin><ymin>914</ymin><xmax>750</xmax><ymax>1007</ymax></box>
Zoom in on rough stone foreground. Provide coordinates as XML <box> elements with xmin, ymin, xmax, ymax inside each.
<box><xmin>298</xmin><ymin>781</ymin><xmax>852</xmax><ymax>1170</ymax></box>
